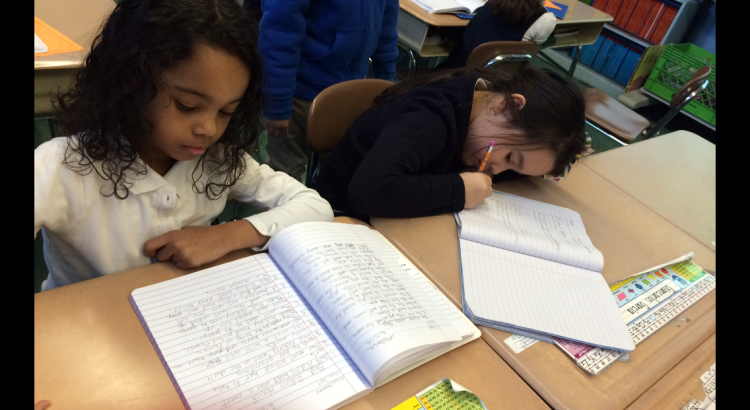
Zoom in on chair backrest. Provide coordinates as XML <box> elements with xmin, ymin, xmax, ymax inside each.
<box><xmin>465</xmin><ymin>41</ymin><xmax>541</xmax><ymax>74</ymax></box>
<box><xmin>670</xmin><ymin>65</ymin><xmax>711</xmax><ymax>109</ymax></box>
<box><xmin>307</xmin><ymin>78</ymin><xmax>395</xmax><ymax>153</ymax></box>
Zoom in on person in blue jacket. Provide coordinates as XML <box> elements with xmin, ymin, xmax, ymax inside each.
<box><xmin>255</xmin><ymin>0</ymin><xmax>400</xmax><ymax>181</ymax></box>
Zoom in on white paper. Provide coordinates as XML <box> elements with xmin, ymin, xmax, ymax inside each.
<box><xmin>34</xmin><ymin>33</ymin><xmax>48</xmax><ymax>53</ymax></box>
<box><xmin>460</xmin><ymin>239</ymin><xmax>634</xmax><ymax>351</ymax></box>
<box><xmin>504</xmin><ymin>334</ymin><xmax>539</xmax><ymax>353</ymax></box>
<box><xmin>457</xmin><ymin>191</ymin><xmax>604</xmax><ymax>272</ymax></box>
<box><xmin>130</xmin><ymin>254</ymin><xmax>370</xmax><ymax>410</ymax></box>
<box><xmin>269</xmin><ymin>223</ymin><xmax>463</xmax><ymax>386</ymax></box>
<box><xmin>456</xmin><ymin>0</ymin><xmax>485</xmax><ymax>13</ymax></box>
<box><xmin>411</xmin><ymin>0</ymin><xmax>472</xmax><ymax>14</ymax></box>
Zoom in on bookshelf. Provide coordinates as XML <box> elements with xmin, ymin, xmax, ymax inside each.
<box><xmin>546</xmin><ymin>0</ymin><xmax>700</xmax><ymax>95</ymax></box>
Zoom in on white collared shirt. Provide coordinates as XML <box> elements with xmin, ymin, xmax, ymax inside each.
<box><xmin>34</xmin><ymin>137</ymin><xmax>333</xmax><ymax>291</ymax></box>
<box><xmin>523</xmin><ymin>12</ymin><xmax>557</xmax><ymax>44</ymax></box>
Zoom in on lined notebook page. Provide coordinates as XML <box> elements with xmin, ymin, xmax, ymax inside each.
<box><xmin>460</xmin><ymin>239</ymin><xmax>634</xmax><ymax>351</ymax></box>
<box><xmin>130</xmin><ymin>254</ymin><xmax>370</xmax><ymax>410</ymax></box>
<box><xmin>385</xmin><ymin>238</ymin><xmax>478</xmax><ymax>340</ymax></box>
<box><xmin>268</xmin><ymin>222</ymin><xmax>461</xmax><ymax>386</ymax></box>
<box><xmin>457</xmin><ymin>191</ymin><xmax>603</xmax><ymax>272</ymax></box>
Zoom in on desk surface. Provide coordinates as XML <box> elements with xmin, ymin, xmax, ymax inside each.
<box><xmin>34</xmin><ymin>218</ymin><xmax>549</xmax><ymax>410</ymax></box>
<box><xmin>371</xmin><ymin>160</ymin><xmax>715</xmax><ymax>410</ymax></box>
<box><xmin>626</xmin><ymin>333</ymin><xmax>715</xmax><ymax>410</ymax></box>
<box><xmin>399</xmin><ymin>0</ymin><xmax>612</xmax><ymax>27</ymax></box>
<box><xmin>34</xmin><ymin>0</ymin><xmax>114</xmax><ymax>69</ymax></box>
<box><xmin>582</xmin><ymin>131</ymin><xmax>716</xmax><ymax>250</ymax></box>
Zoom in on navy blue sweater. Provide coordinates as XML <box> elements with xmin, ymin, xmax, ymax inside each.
<box><xmin>443</xmin><ymin>3</ymin><xmax>546</xmax><ymax>68</ymax></box>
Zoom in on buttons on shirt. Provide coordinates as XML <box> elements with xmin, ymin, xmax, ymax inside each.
<box><xmin>152</xmin><ymin>186</ymin><xmax>177</xmax><ymax>211</ymax></box>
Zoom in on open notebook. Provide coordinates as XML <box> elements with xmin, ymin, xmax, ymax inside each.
<box><xmin>411</xmin><ymin>0</ymin><xmax>485</xmax><ymax>15</ymax></box>
<box><xmin>455</xmin><ymin>191</ymin><xmax>634</xmax><ymax>352</ymax></box>
<box><xmin>130</xmin><ymin>222</ymin><xmax>480</xmax><ymax>410</ymax></box>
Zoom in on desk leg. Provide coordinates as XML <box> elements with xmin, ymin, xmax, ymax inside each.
<box><xmin>407</xmin><ymin>48</ymin><xmax>417</xmax><ymax>80</ymax></box>
<box><xmin>567</xmin><ymin>45</ymin><xmax>582</xmax><ymax>80</ymax></box>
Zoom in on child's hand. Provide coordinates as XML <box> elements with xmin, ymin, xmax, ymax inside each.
<box><xmin>143</xmin><ymin>220</ymin><xmax>269</xmax><ymax>269</ymax></box>
<box><xmin>263</xmin><ymin>117</ymin><xmax>289</xmax><ymax>138</ymax></box>
<box><xmin>460</xmin><ymin>172</ymin><xmax>492</xmax><ymax>209</ymax></box>
<box><xmin>35</xmin><ymin>400</ymin><xmax>51</xmax><ymax>410</ymax></box>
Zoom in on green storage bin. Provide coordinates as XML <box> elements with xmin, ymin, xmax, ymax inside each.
<box><xmin>643</xmin><ymin>43</ymin><xmax>716</xmax><ymax>126</ymax></box>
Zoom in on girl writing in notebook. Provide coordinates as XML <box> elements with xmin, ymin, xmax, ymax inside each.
<box><xmin>315</xmin><ymin>67</ymin><xmax>587</xmax><ymax>222</ymax></box>
<box><xmin>442</xmin><ymin>0</ymin><xmax>557</xmax><ymax>68</ymax></box>
<box><xmin>34</xmin><ymin>0</ymin><xmax>334</xmax><ymax>292</ymax></box>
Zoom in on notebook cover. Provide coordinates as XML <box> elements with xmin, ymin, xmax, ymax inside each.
<box><xmin>545</xmin><ymin>1</ymin><xmax>569</xmax><ymax>19</ymax></box>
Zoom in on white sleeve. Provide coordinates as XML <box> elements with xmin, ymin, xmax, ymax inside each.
<box><xmin>522</xmin><ymin>12</ymin><xmax>557</xmax><ymax>44</ymax></box>
<box><xmin>228</xmin><ymin>153</ymin><xmax>334</xmax><ymax>251</ymax></box>
<box><xmin>34</xmin><ymin>138</ymin><xmax>86</xmax><ymax>239</ymax></box>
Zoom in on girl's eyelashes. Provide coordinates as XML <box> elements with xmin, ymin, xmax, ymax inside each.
<box><xmin>175</xmin><ymin>100</ymin><xmax>197</xmax><ymax>112</ymax></box>
<box><xmin>219</xmin><ymin>110</ymin><xmax>235</xmax><ymax>117</ymax></box>
<box><xmin>505</xmin><ymin>152</ymin><xmax>512</xmax><ymax>163</ymax></box>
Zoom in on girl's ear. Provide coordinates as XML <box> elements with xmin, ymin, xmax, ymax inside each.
<box><xmin>510</xmin><ymin>94</ymin><xmax>526</xmax><ymax>110</ymax></box>
<box><xmin>492</xmin><ymin>94</ymin><xmax>527</xmax><ymax>115</ymax></box>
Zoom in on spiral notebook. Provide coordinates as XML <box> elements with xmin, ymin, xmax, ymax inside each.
<box><xmin>455</xmin><ymin>191</ymin><xmax>635</xmax><ymax>352</ymax></box>
<box><xmin>130</xmin><ymin>222</ymin><xmax>480</xmax><ymax>410</ymax></box>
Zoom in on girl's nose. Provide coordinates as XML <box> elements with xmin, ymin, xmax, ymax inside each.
<box><xmin>490</xmin><ymin>162</ymin><xmax>508</xmax><ymax>175</ymax></box>
<box><xmin>195</xmin><ymin>115</ymin><xmax>217</xmax><ymax>137</ymax></box>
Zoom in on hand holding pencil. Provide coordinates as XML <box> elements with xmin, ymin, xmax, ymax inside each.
<box><xmin>460</xmin><ymin>141</ymin><xmax>494</xmax><ymax>209</ymax></box>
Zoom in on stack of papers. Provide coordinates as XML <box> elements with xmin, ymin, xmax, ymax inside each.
<box><xmin>411</xmin><ymin>0</ymin><xmax>485</xmax><ymax>15</ymax></box>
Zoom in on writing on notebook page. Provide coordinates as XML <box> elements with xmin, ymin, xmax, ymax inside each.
<box><xmin>271</xmin><ymin>225</ymin><xmax>460</xmax><ymax>383</ymax></box>
<box><xmin>131</xmin><ymin>222</ymin><xmax>480</xmax><ymax>410</ymax></box>
<box><xmin>461</xmin><ymin>192</ymin><xmax>603</xmax><ymax>272</ymax></box>
<box><xmin>132</xmin><ymin>256</ymin><xmax>369</xmax><ymax>410</ymax></box>
<box><xmin>294</xmin><ymin>242</ymin><xmax>436</xmax><ymax>351</ymax></box>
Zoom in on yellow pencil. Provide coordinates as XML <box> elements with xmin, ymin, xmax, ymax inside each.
<box><xmin>478</xmin><ymin>141</ymin><xmax>495</xmax><ymax>173</ymax></box>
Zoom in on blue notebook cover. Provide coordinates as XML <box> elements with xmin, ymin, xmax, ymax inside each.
<box><xmin>454</xmin><ymin>13</ymin><xmax>474</xmax><ymax>19</ymax></box>
<box><xmin>545</xmin><ymin>1</ymin><xmax>569</xmax><ymax>19</ymax></box>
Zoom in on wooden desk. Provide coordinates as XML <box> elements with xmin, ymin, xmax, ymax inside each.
<box><xmin>397</xmin><ymin>0</ymin><xmax>613</xmax><ymax>58</ymax></box>
<box><xmin>34</xmin><ymin>0</ymin><xmax>115</xmax><ymax>117</ymax></box>
<box><xmin>371</xmin><ymin>164</ymin><xmax>715</xmax><ymax>410</ymax></box>
<box><xmin>626</xmin><ymin>333</ymin><xmax>715</xmax><ymax>410</ymax></box>
<box><xmin>582</xmin><ymin>131</ymin><xmax>716</xmax><ymax>251</ymax></box>
<box><xmin>34</xmin><ymin>218</ymin><xmax>549</xmax><ymax>410</ymax></box>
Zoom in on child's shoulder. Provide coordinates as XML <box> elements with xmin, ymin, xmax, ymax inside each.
<box><xmin>35</xmin><ymin>136</ymin><xmax>75</xmax><ymax>163</ymax></box>
<box><xmin>35</xmin><ymin>136</ymin><xmax>85</xmax><ymax>157</ymax></box>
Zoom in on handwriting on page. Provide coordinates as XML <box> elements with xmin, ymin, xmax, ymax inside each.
<box><xmin>290</xmin><ymin>242</ymin><xmax>436</xmax><ymax>357</ymax></box>
<box><xmin>268</xmin><ymin>223</ymin><xmax>460</xmax><ymax>385</ymax></box>
<box><xmin>132</xmin><ymin>255</ymin><xmax>367</xmax><ymax>410</ymax></box>
<box><xmin>460</xmin><ymin>192</ymin><xmax>603</xmax><ymax>272</ymax></box>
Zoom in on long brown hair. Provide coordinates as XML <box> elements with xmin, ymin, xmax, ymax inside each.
<box><xmin>489</xmin><ymin>0</ymin><xmax>545</xmax><ymax>25</ymax></box>
<box><xmin>372</xmin><ymin>67</ymin><xmax>587</xmax><ymax>177</ymax></box>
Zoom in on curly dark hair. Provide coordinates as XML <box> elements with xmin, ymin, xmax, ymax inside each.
<box><xmin>372</xmin><ymin>66</ymin><xmax>587</xmax><ymax>177</ymax></box>
<box><xmin>53</xmin><ymin>0</ymin><xmax>264</xmax><ymax>199</ymax></box>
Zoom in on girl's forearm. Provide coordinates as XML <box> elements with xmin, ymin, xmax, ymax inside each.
<box><xmin>220</xmin><ymin>219</ymin><xmax>270</xmax><ymax>250</ymax></box>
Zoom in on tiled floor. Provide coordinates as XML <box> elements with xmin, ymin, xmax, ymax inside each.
<box><xmin>33</xmin><ymin>46</ymin><xmax>716</xmax><ymax>293</ymax></box>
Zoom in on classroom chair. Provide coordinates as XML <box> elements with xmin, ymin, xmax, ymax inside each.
<box><xmin>396</xmin><ymin>41</ymin><xmax>540</xmax><ymax>81</ymax></box>
<box><xmin>465</xmin><ymin>41</ymin><xmax>540</xmax><ymax>74</ymax></box>
<box><xmin>584</xmin><ymin>66</ymin><xmax>712</xmax><ymax>144</ymax></box>
<box><xmin>305</xmin><ymin>78</ymin><xmax>394</xmax><ymax>188</ymax></box>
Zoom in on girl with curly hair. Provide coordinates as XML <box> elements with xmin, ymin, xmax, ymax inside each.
<box><xmin>34</xmin><ymin>0</ymin><xmax>333</xmax><ymax>291</ymax></box>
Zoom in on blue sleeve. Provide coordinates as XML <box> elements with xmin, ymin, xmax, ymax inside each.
<box><xmin>371</xmin><ymin>0</ymin><xmax>399</xmax><ymax>80</ymax></box>
<box><xmin>259</xmin><ymin>0</ymin><xmax>312</xmax><ymax>120</ymax></box>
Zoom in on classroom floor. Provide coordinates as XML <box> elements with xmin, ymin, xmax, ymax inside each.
<box><xmin>33</xmin><ymin>47</ymin><xmax>716</xmax><ymax>293</ymax></box>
